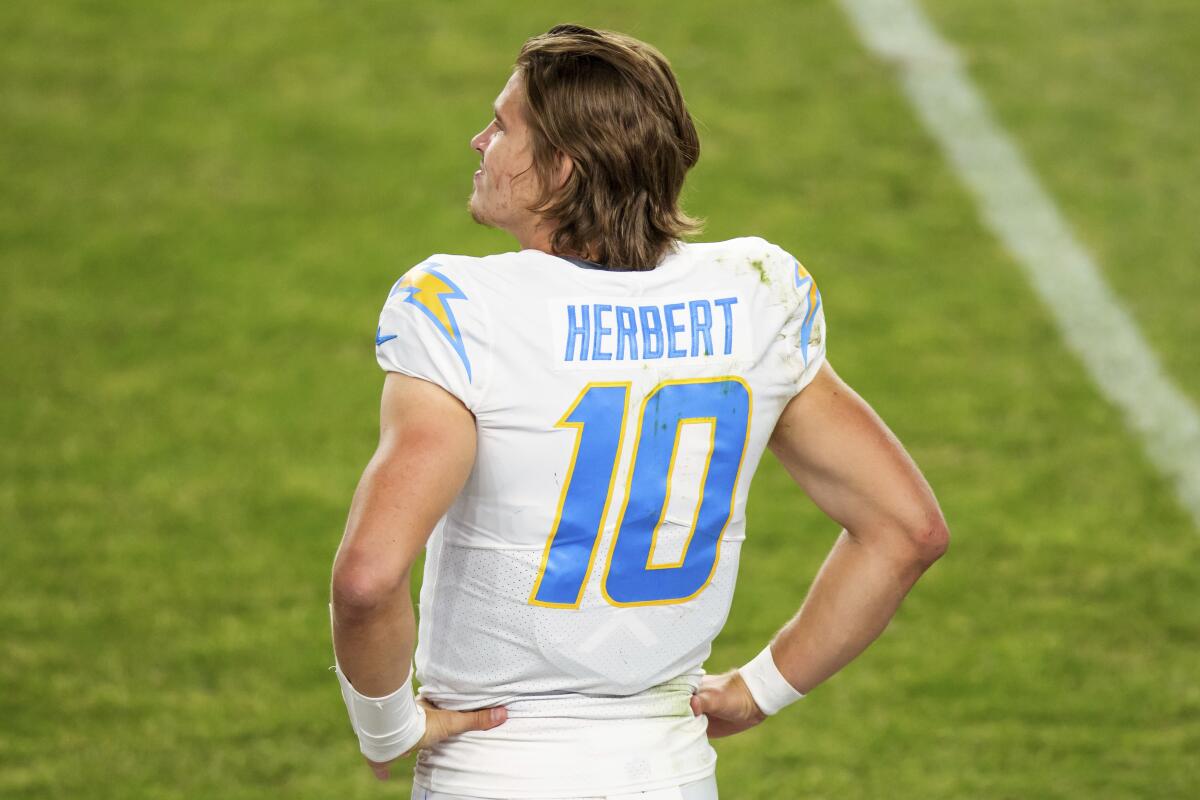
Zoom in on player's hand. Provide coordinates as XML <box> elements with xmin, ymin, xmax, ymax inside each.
<box><xmin>364</xmin><ymin>699</ymin><xmax>508</xmax><ymax>780</ymax></box>
<box><xmin>690</xmin><ymin>668</ymin><xmax>767</xmax><ymax>739</ymax></box>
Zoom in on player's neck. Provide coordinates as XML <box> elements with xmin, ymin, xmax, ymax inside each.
<box><xmin>513</xmin><ymin>218</ymin><xmax>585</xmax><ymax>260</ymax></box>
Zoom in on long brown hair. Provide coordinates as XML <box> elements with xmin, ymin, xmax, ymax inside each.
<box><xmin>515</xmin><ymin>25</ymin><xmax>702</xmax><ymax>270</ymax></box>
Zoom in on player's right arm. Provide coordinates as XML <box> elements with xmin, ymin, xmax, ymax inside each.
<box><xmin>692</xmin><ymin>361</ymin><xmax>949</xmax><ymax>736</ymax></box>
<box><xmin>330</xmin><ymin>372</ymin><xmax>506</xmax><ymax>779</ymax></box>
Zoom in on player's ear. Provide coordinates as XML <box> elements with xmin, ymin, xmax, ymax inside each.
<box><xmin>554</xmin><ymin>151</ymin><xmax>574</xmax><ymax>191</ymax></box>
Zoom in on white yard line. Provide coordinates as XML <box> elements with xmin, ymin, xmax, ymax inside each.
<box><xmin>836</xmin><ymin>0</ymin><xmax>1200</xmax><ymax>528</ymax></box>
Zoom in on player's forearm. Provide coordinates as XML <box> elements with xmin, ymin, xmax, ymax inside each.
<box><xmin>771</xmin><ymin>525</ymin><xmax>944</xmax><ymax>694</ymax></box>
<box><xmin>329</xmin><ymin>456</ymin><xmax>426</xmax><ymax>697</ymax></box>
<box><xmin>331</xmin><ymin>578</ymin><xmax>416</xmax><ymax>697</ymax></box>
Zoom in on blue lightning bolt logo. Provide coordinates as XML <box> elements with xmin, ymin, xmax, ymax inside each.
<box><xmin>794</xmin><ymin>259</ymin><xmax>822</xmax><ymax>365</ymax></box>
<box><xmin>383</xmin><ymin>263</ymin><xmax>473</xmax><ymax>381</ymax></box>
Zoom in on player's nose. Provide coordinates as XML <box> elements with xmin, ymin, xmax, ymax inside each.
<box><xmin>470</xmin><ymin>126</ymin><xmax>489</xmax><ymax>155</ymax></box>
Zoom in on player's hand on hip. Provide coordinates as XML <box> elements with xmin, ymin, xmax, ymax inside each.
<box><xmin>364</xmin><ymin>700</ymin><xmax>508</xmax><ymax>780</ymax></box>
<box><xmin>690</xmin><ymin>669</ymin><xmax>767</xmax><ymax>739</ymax></box>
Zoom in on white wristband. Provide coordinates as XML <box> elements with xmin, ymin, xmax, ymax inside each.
<box><xmin>334</xmin><ymin>663</ymin><xmax>427</xmax><ymax>763</ymax></box>
<box><xmin>738</xmin><ymin>645</ymin><xmax>804</xmax><ymax>716</ymax></box>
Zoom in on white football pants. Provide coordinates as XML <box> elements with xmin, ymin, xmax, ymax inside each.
<box><xmin>410</xmin><ymin>775</ymin><xmax>719</xmax><ymax>800</ymax></box>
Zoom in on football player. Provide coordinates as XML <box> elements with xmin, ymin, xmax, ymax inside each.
<box><xmin>331</xmin><ymin>24</ymin><xmax>948</xmax><ymax>800</ymax></box>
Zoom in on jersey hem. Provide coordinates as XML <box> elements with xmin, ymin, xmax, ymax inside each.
<box><xmin>414</xmin><ymin>760</ymin><xmax>717</xmax><ymax>800</ymax></box>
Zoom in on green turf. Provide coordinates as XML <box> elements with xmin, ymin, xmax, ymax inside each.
<box><xmin>2</xmin><ymin>1</ymin><xmax>1196</xmax><ymax>798</ymax></box>
<box><xmin>921</xmin><ymin>0</ymin><xmax>1200</xmax><ymax>404</ymax></box>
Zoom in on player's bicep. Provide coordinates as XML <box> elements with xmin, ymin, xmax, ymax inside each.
<box><xmin>335</xmin><ymin>373</ymin><xmax>477</xmax><ymax>592</ymax></box>
<box><xmin>768</xmin><ymin>362</ymin><xmax>940</xmax><ymax>541</ymax></box>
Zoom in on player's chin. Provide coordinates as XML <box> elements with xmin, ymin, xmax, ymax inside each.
<box><xmin>467</xmin><ymin>196</ymin><xmax>492</xmax><ymax>227</ymax></box>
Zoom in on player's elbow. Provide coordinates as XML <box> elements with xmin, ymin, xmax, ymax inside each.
<box><xmin>330</xmin><ymin>556</ymin><xmax>407</xmax><ymax>618</ymax></box>
<box><xmin>849</xmin><ymin>505</ymin><xmax>949</xmax><ymax>572</ymax></box>
<box><xmin>902</xmin><ymin>512</ymin><xmax>950</xmax><ymax>567</ymax></box>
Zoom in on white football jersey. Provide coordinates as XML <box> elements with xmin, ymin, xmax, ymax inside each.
<box><xmin>374</xmin><ymin>237</ymin><xmax>825</xmax><ymax>798</ymax></box>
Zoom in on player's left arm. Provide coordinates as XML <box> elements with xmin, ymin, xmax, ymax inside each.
<box><xmin>330</xmin><ymin>372</ymin><xmax>505</xmax><ymax>779</ymax></box>
<box><xmin>692</xmin><ymin>361</ymin><xmax>949</xmax><ymax>736</ymax></box>
<box><xmin>760</xmin><ymin>361</ymin><xmax>949</xmax><ymax>686</ymax></box>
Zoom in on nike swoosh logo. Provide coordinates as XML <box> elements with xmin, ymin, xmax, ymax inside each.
<box><xmin>375</xmin><ymin>327</ymin><xmax>398</xmax><ymax>346</ymax></box>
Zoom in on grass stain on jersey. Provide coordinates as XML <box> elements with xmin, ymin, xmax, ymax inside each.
<box><xmin>749</xmin><ymin>258</ymin><xmax>771</xmax><ymax>285</ymax></box>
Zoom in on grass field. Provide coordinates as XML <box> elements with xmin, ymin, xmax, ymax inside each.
<box><xmin>2</xmin><ymin>1</ymin><xmax>1197</xmax><ymax>798</ymax></box>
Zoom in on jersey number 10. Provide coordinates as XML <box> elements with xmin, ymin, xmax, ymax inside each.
<box><xmin>529</xmin><ymin>378</ymin><xmax>751</xmax><ymax>609</ymax></box>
